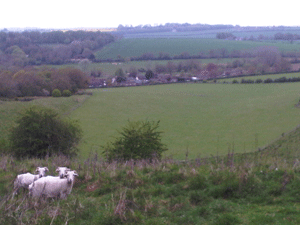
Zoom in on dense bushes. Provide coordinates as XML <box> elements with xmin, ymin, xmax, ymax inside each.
<box><xmin>232</xmin><ymin>76</ymin><xmax>300</xmax><ymax>84</ymax></box>
<box><xmin>0</xmin><ymin>30</ymin><xmax>115</xmax><ymax>66</ymax></box>
<box><xmin>52</xmin><ymin>89</ymin><xmax>61</xmax><ymax>97</ymax></box>
<box><xmin>9</xmin><ymin>106</ymin><xmax>82</xmax><ymax>158</ymax></box>
<box><xmin>102</xmin><ymin>120</ymin><xmax>167</xmax><ymax>161</ymax></box>
<box><xmin>0</xmin><ymin>68</ymin><xmax>88</xmax><ymax>98</ymax></box>
<box><xmin>62</xmin><ymin>89</ymin><xmax>72</xmax><ymax>97</ymax></box>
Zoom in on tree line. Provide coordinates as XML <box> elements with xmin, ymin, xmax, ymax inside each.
<box><xmin>0</xmin><ymin>67</ymin><xmax>89</xmax><ymax>98</ymax></box>
<box><xmin>117</xmin><ymin>23</ymin><xmax>235</xmax><ymax>34</ymax></box>
<box><xmin>217</xmin><ymin>31</ymin><xmax>300</xmax><ymax>42</ymax></box>
<box><xmin>0</xmin><ymin>30</ymin><xmax>115</xmax><ymax>67</ymax></box>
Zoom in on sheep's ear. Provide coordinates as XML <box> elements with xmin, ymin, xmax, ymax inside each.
<box><xmin>73</xmin><ymin>171</ymin><xmax>78</xmax><ymax>176</ymax></box>
<box><xmin>55</xmin><ymin>168</ymin><xmax>60</xmax><ymax>172</ymax></box>
<box><xmin>36</xmin><ymin>167</ymin><xmax>40</xmax><ymax>172</ymax></box>
<box><xmin>45</xmin><ymin>167</ymin><xmax>49</xmax><ymax>172</ymax></box>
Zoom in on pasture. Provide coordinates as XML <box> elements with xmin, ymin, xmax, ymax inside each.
<box><xmin>2</xmin><ymin>79</ymin><xmax>300</xmax><ymax>159</ymax></box>
<box><xmin>220</xmin><ymin>72</ymin><xmax>300</xmax><ymax>83</ymax></box>
<box><xmin>95</xmin><ymin>38</ymin><xmax>300</xmax><ymax>60</ymax></box>
<box><xmin>69</xmin><ymin>82</ymin><xmax>300</xmax><ymax>159</ymax></box>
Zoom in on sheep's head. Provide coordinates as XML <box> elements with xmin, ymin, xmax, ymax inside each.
<box><xmin>36</xmin><ymin>167</ymin><xmax>49</xmax><ymax>178</ymax></box>
<box><xmin>66</xmin><ymin>170</ymin><xmax>78</xmax><ymax>184</ymax></box>
<box><xmin>56</xmin><ymin>167</ymin><xmax>71</xmax><ymax>178</ymax></box>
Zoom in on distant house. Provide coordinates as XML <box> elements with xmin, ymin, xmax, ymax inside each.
<box><xmin>89</xmin><ymin>77</ymin><xmax>106</xmax><ymax>88</ymax></box>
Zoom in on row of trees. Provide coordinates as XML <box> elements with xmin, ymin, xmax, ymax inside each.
<box><xmin>233</xmin><ymin>76</ymin><xmax>300</xmax><ymax>84</ymax></box>
<box><xmin>124</xmin><ymin>46</ymin><xmax>299</xmax><ymax>63</ymax></box>
<box><xmin>117</xmin><ymin>23</ymin><xmax>235</xmax><ymax>33</ymax></box>
<box><xmin>150</xmin><ymin>47</ymin><xmax>291</xmax><ymax>77</ymax></box>
<box><xmin>0</xmin><ymin>68</ymin><xmax>89</xmax><ymax>98</ymax></box>
<box><xmin>0</xmin><ymin>30</ymin><xmax>115</xmax><ymax>67</ymax></box>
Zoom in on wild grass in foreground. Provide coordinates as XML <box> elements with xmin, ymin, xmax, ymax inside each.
<box><xmin>2</xmin><ymin>126</ymin><xmax>300</xmax><ymax>224</ymax></box>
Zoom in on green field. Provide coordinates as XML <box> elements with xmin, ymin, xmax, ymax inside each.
<box><xmin>95</xmin><ymin>38</ymin><xmax>300</xmax><ymax>60</ymax></box>
<box><xmin>220</xmin><ymin>72</ymin><xmax>300</xmax><ymax>83</ymax></box>
<box><xmin>122</xmin><ymin>27</ymin><xmax>300</xmax><ymax>39</ymax></box>
<box><xmin>2</xmin><ymin>78</ymin><xmax>300</xmax><ymax>159</ymax></box>
<box><xmin>69</xmin><ymin>82</ymin><xmax>300</xmax><ymax>159</ymax></box>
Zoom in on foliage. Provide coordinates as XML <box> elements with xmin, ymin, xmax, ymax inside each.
<box><xmin>9</xmin><ymin>106</ymin><xmax>82</xmax><ymax>158</ymax></box>
<box><xmin>62</xmin><ymin>89</ymin><xmax>72</xmax><ymax>97</ymax></box>
<box><xmin>0</xmin><ymin>67</ymin><xmax>88</xmax><ymax>98</ymax></box>
<box><xmin>52</xmin><ymin>88</ymin><xmax>61</xmax><ymax>97</ymax></box>
<box><xmin>216</xmin><ymin>32</ymin><xmax>236</xmax><ymax>39</ymax></box>
<box><xmin>102</xmin><ymin>120</ymin><xmax>167</xmax><ymax>161</ymax></box>
<box><xmin>145</xmin><ymin>69</ymin><xmax>154</xmax><ymax>80</ymax></box>
<box><xmin>0</xmin><ymin>30</ymin><xmax>115</xmax><ymax>66</ymax></box>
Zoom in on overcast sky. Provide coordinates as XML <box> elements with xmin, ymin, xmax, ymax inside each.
<box><xmin>1</xmin><ymin>0</ymin><xmax>299</xmax><ymax>29</ymax></box>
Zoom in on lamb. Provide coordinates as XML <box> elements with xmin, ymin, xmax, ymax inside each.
<box><xmin>55</xmin><ymin>167</ymin><xmax>71</xmax><ymax>178</ymax></box>
<box><xmin>29</xmin><ymin>170</ymin><xmax>78</xmax><ymax>199</ymax></box>
<box><xmin>13</xmin><ymin>167</ymin><xmax>49</xmax><ymax>197</ymax></box>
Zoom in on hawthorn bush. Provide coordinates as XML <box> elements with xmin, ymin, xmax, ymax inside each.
<box><xmin>9</xmin><ymin>106</ymin><xmax>82</xmax><ymax>158</ymax></box>
<box><xmin>62</xmin><ymin>89</ymin><xmax>72</xmax><ymax>97</ymax></box>
<box><xmin>102</xmin><ymin>120</ymin><xmax>167</xmax><ymax>161</ymax></box>
<box><xmin>52</xmin><ymin>89</ymin><xmax>61</xmax><ymax>97</ymax></box>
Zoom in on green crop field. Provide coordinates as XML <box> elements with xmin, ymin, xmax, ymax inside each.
<box><xmin>122</xmin><ymin>27</ymin><xmax>300</xmax><ymax>39</ymax></box>
<box><xmin>95</xmin><ymin>38</ymin><xmax>300</xmax><ymax>60</ymax></box>
<box><xmin>69</xmin><ymin>81</ymin><xmax>300</xmax><ymax>159</ymax></box>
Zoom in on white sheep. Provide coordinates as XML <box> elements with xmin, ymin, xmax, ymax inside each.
<box><xmin>55</xmin><ymin>167</ymin><xmax>71</xmax><ymax>178</ymax></box>
<box><xmin>13</xmin><ymin>167</ymin><xmax>49</xmax><ymax>197</ymax></box>
<box><xmin>29</xmin><ymin>170</ymin><xmax>78</xmax><ymax>199</ymax></box>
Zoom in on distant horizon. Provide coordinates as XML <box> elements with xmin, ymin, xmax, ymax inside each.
<box><xmin>2</xmin><ymin>23</ymin><xmax>300</xmax><ymax>32</ymax></box>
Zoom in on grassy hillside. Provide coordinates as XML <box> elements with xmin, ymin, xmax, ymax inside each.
<box><xmin>95</xmin><ymin>38</ymin><xmax>299</xmax><ymax>60</ymax></box>
<box><xmin>2</xmin><ymin>127</ymin><xmax>300</xmax><ymax>224</ymax></box>
<box><xmin>68</xmin><ymin>82</ymin><xmax>300</xmax><ymax>159</ymax></box>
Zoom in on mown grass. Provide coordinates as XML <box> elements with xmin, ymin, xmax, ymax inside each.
<box><xmin>2</xmin><ymin>126</ymin><xmax>300</xmax><ymax>224</ymax></box>
<box><xmin>94</xmin><ymin>38</ymin><xmax>299</xmax><ymax>60</ymax></box>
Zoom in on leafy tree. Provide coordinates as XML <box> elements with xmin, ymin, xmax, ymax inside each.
<box><xmin>102</xmin><ymin>120</ymin><xmax>167</xmax><ymax>161</ymax></box>
<box><xmin>62</xmin><ymin>89</ymin><xmax>72</xmax><ymax>97</ymax></box>
<box><xmin>52</xmin><ymin>89</ymin><xmax>61</xmax><ymax>97</ymax></box>
<box><xmin>115</xmin><ymin>68</ymin><xmax>126</xmax><ymax>83</ymax></box>
<box><xmin>12</xmin><ymin>70</ymin><xmax>45</xmax><ymax>96</ymax></box>
<box><xmin>145</xmin><ymin>69</ymin><xmax>154</xmax><ymax>80</ymax></box>
<box><xmin>115</xmin><ymin>68</ymin><xmax>125</xmax><ymax>77</ymax></box>
<box><xmin>9</xmin><ymin>106</ymin><xmax>82</xmax><ymax>158</ymax></box>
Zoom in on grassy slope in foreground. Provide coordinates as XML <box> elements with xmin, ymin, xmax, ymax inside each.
<box><xmin>2</xmin><ymin>127</ymin><xmax>300</xmax><ymax>224</ymax></box>
<box><xmin>70</xmin><ymin>82</ymin><xmax>300</xmax><ymax>159</ymax></box>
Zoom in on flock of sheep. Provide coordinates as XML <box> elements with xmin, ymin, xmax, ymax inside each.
<box><xmin>13</xmin><ymin>167</ymin><xmax>78</xmax><ymax>199</ymax></box>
